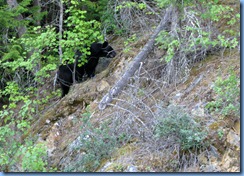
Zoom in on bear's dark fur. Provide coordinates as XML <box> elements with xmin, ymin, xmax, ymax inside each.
<box><xmin>57</xmin><ymin>41</ymin><xmax>116</xmax><ymax>97</ymax></box>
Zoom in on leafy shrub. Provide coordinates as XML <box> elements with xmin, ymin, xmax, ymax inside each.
<box><xmin>62</xmin><ymin>1</ymin><xmax>103</xmax><ymax>65</ymax></box>
<box><xmin>0</xmin><ymin>124</ymin><xmax>18</xmax><ymax>171</ymax></box>
<box><xmin>155</xmin><ymin>30</ymin><xmax>180</xmax><ymax>62</ymax></box>
<box><xmin>20</xmin><ymin>143</ymin><xmax>48</xmax><ymax>172</ymax></box>
<box><xmin>0</xmin><ymin>130</ymin><xmax>50</xmax><ymax>172</ymax></box>
<box><xmin>155</xmin><ymin>0</ymin><xmax>239</xmax><ymax>63</ymax></box>
<box><xmin>206</xmin><ymin>69</ymin><xmax>240</xmax><ymax>117</ymax></box>
<box><xmin>65</xmin><ymin>107</ymin><xmax>128</xmax><ymax>172</ymax></box>
<box><xmin>0</xmin><ymin>80</ymin><xmax>56</xmax><ymax>171</ymax></box>
<box><xmin>154</xmin><ymin>105</ymin><xmax>207</xmax><ymax>150</ymax></box>
<box><xmin>82</xmin><ymin>0</ymin><xmax>109</xmax><ymax>22</ymax></box>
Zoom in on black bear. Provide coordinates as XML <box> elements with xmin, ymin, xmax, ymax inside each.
<box><xmin>57</xmin><ymin>41</ymin><xmax>116</xmax><ymax>97</ymax></box>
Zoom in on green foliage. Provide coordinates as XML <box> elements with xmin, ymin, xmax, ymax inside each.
<box><xmin>101</xmin><ymin>0</ymin><xmax>148</xmax><ymax>35</ymax></box>
<box><xmin>0</xmin><ymin>137</ymin><xmax>50</xmax><ymax>172</ymax></box>
<box><xmin>0</xmin><ymin>112</ymin><xmax>30</xmax><ymax>171</ymax></box>
<box><xmin>65</xmin><ymin>106</ymin><xmax>128</xmax><ymax>172</ymax></box>
<box><xmin>0</xmin><ymin>124</ymin><xmax>19</xmax><ymax>170</ymax></box>
<box><xmin>201</xmin><ymin>2</ymin><xmax>234</xmax><ymax>22</ymax></box>
<box><xmin>155</xmin><ymin>0</ymin><xmax>173</xmax><ymax>8</ymax></box>
<box><xmin>0</xmin><ymin>80</ymin><xmax>57</xmax><ymax>171</ymax></box>
<box><xmin>1</xmin><ymin>0</ymin><xmax>105</xmax><ymax>89</ymax></box>
<box><xmin>76</xmin><ymin>125</ymin><xmax>117</xmax><ymax>171</ymax></box>
<box><xmin>155</xmin><ymin>30</ymin><xmax>179</xmax><ymax>62</ymax></box>
<box><xmin>81</xmin><ymin>0</ymin><xmax>109</xmax><ymax>21</ymax></box>
<box><xmin>155</xmin><ymin>0</ymin><xmax>239</xmax><ymax>63</ymax></box>
<box><xmin>116</xmin><ymin>1</ymin><xmax>146</xmax><ymax>11</ymax></box>
<box><xmin>0</xmin><ymin>4</ymin><xmax>14</xmax><ymax>28</ymax></box>
<box><xmin>217</xmin><ymin>128</ymin><xmax>224</xmax><ymax>140</ymax></box>
<box><xmin>154</xmin><ymin>105</ymin><xmax>207</xmax><ymax>150</ymax></box>
<box><xmin>217</xmin><ymin>35</ymin><xmax>239</xmax><ymax>49</ymax></box>
<box><xmin>21</xmin><ymin>26</ymin><xmax>58</xmax><ymax>72</ymax></box>
<box><xmin>0</xmin><ymin>82</ymin><xmax>35</xmax><ymax>171</ymax></box>
<box><xmin>62</xmin><ymin>0</ymin><xmax>103</xmax><ymax>65</ymax></box>
<box><xmin>101</xmin><ymin>1</ymin><xmax>123</xmax><ymax>35</ymax></box>
<box><xmin>1</xmin><ymin>26</ymin><xmax>58</xmax><ymax>88</ymax></box>
<box><xmin>206</xmin><ymin>69</ymin><xmax>240</xmax><ymax>117</ymax></box>
<box><xmin>20</xmin><ymin>143</ymin><xmax>48</xmax><ymax>172</ymax></box>
<box><xmin>123</xmin><ymin>34</ymin><xmax>137</xmax><ymax>53</ymax></box>
<box><xmin>1</xmin><ymin>44</ymin><xmax>24</xmax><ymax>64</ymax></box>
<box><xmin>155</xmin><ymin>0</ymin><xmax>193</xmax><ymax>8</ymax></box>
<box><xmin>0</xmin><ymin>0</ymin><xmax>28</xmax><ymax>31</ymax></box>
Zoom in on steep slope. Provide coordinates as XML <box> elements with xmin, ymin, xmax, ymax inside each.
<box><xmin>97</xmin><ymin>48</ymin><xmax>240</xmax><ymax>172</ymax></box>
<box><xmin>21</xmin><ymin>39</ymin><xmax>239</xmax><ymax>171</ymax></box>
<box><xmin>12</xmin><ymin>1</ymin><xmax>240</xmax><ymax>172</ymax></box>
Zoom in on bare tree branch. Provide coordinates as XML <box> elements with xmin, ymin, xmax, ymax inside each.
<box><xmin>98</xmin><ymin>6</ymin><xmax>173</xmax><ymax>110</ymax></box>
<box><xmin>139</xmin><ymin>0</ymin><xmax>162</xmax><ymax>20</ymax></box>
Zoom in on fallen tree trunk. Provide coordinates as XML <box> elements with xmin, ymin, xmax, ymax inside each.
<box><xmin>99</xmin><ymin>6</ymin><xmax>173</xmax><ymax>110</ymax></box>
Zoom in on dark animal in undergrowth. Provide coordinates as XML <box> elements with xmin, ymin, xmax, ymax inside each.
<box><xmin>57</xmin><ymin>41</ymin><xmax>116</xmax><ymax>97</ymax></box>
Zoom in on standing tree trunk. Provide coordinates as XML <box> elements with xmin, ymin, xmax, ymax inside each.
<box><xmin>99</xmin><ymin>6</ymin><xmax>173</xmax><ymax>110</ymax></box>
<box><xmin>58</xmin><ymin>0</ymin><xmax>64</xmax><ymax>63</ymax></box>
<box><xmin>54</xmin><ymin>0</ymin><xmax>64</xmax><ymax>90</ymax></box>
<box><xmin>34</xmin><ymin>0</ymin><xmax>41</xmax><ymax>26</ymax></box>
<box><xmin>7</xmin><ymin>0</ymin><xmax>27</xmax><ymax>37</ymax></box>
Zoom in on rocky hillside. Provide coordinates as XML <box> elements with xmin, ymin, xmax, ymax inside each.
<box><xmin>0</xmin><ymin>0</ymin><xmax>240</xmax><ymax>172</ymax></box>
<box><xmin>21</xmin><ymin>44</ymin><xmax>240</xmax><ymax>172</ymax></box>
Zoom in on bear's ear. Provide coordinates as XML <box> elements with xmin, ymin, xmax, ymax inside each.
<box><xmin>102</xmin><ymin>41</ymin><xmax>108</xmax><ymax>49</ymax></box>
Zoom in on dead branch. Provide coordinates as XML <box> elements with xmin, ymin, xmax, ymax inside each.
<box><xmin>99</xmin><ymin>6</ymin><xmax>173</xmax><ymax>110</ymax></box>
<box><xmin>181</xmin><ymin>74</ymin><xmax>204</xmax><ymax>99</ymax></box>
<box><xmin>139</xmin><ymin>0</ymin><xmax>162</xmax><ymax>20</ymax></box>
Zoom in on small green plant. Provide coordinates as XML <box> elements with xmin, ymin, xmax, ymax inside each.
<box><xmin>217</xmin><ymin>129</ymin><xmax>224</xmax><ymax>140</ymax></box>
<box><xmin>0</xmin><ymin>124</ymin><xmax>18</xmax><ymax>171</ymax></box>
<box><xmin>155</xmin><ymin>30</ymin><xmax>180</xmax><ymax>62</ymax></box>
<box><xmin>20</xmin><ymin>143</ymin><xmax>48</xmax><ymax>172</ymax></box>
<box><xmin>65</xmin><ymin>107</ymin><xmax>128</xmax><ymax>172</ymax></box>
<box><xmin>123</xmin><ymin>34</ymin><xmax>137</xmax><ymax>53</ymax></box>
<box><xmin>154</xmin><ymin>105</ymin><xmax>207</xmax><ymax>150</ymax></box>
<box><xmin>76</xmin><ymin>127</ymin><xmax>117</xmax><ymax>171</ymax></box>
<box><xmin>116</xmin><ymin>1</ymin><xmax>146</xmax><ymax>11</ymax></box>
<box><xmin>206</xmin><ymin>69</ymin><xmax>240</xmax><ymax>117</ymax></box>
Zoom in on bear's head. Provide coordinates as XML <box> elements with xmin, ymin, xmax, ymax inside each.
<box><xmin>100</xmin><ymin>41</ymin><xmax>117</xmax><ymax>58</ymax></box>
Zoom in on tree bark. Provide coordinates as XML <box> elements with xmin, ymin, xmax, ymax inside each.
<box><xmin>58</xmin><ymin>0</ymin><xmax>64</xmax><ymax>63</ymax></box>
<box><xmin>7</xmin><ymin>0</ymin><xmax>27</xmax><ymax>37</ymax></box>
<box><xmin>54</xmin><ymin>0</ymin><xmax>64</xmax><ymax>90</ymax></box>
<box><xmin>98</xmin><ymin>6</ymin><xmax>173</xmax><ymax>110</ymax></box>
<box><xmin>34</xmin><ymin>0</ymin><xmax>41</xmax><ymax>26</ymax></box>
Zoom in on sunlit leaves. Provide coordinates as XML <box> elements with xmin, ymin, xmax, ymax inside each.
<box><xmin>62</xmin><ymin>1</ymin><xmax>102</xmax><ymax>64</ymax></box>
